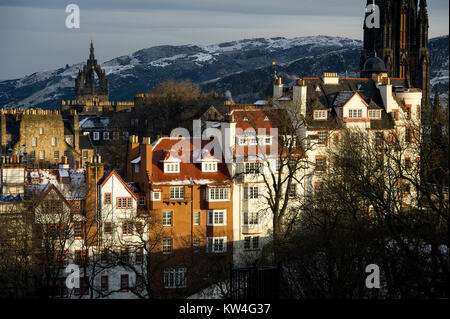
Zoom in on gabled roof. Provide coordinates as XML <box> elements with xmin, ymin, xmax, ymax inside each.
<box><xmin>99</xmin><ymin>170</ymin><xmax>138</xmax><ymax>199</ymax></box>
<box><xmin>32</xmin><ymin>183</ymin><xmax>71</xmax><ymax>211</ymax></box>
<box><xmin>151</xmin><ymin>137</ymin><xmax>231</xmax><ymax>185</ymax></box>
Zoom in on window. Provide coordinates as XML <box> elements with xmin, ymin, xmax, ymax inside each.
<box><xmin>74</xmin><ymin>277</ymin><xmax>89</xmax><ymax>296</ymax></box>
<box><xmin>315</xmin><ymin>157</ymin><xmax>326</xmax><ymax>173</ymax></box>
<box><xmin>135</xmin><ymin>222</ymin><xmax>144</xmax><ymax>234</ymax></box>
<box><xmin>237</xmin><ymin>136</ymin><xmax>247</xmax><ymax>145</ymax></box>
<box><xmin>39</xmin><ymin>128</ymin><xmax>44</xmax><ymax>135</ymax></box>
<box><xmin>135</xmin><ymin>247</ymin><xmax>144</xmax><ymax>265</ymax></box>
<box><xmin>30</xmin><ymin>151</ymin><xmax>36</xmax><ymax>159</ymax></box>
<box><xmin>104</xmin><ymin>193</ymin><xmax>111</xmax><ymax>204</ymax></box>
<box><xmin>101</xmin><ymin>249</ymin><xmax>109</xmax><ymax>264</ymax></box>
<box><xmin>243</xmin><ymin>212</ymin><xmax>259</xmax><ymax>225</ymax></box>
<box><xmin>93</xmin><ymin>132</ymin><xmax>100</xmax><ymax>141</ymax></box>
<box><xmin>207</xmin><ymin>210</ymin><xmax>226</xmax><ymax>226</ymax></box>
<box><xmin>170</xmin><ymin>187</ymin><xmax>184</xmax><ymax>200</ymax></box>
<box><xmin>122</xmin><ymin>221</ymin><xmax>133</xmax><ymax>236</ymax></box>
<box><xmin>248</xmin><ymin>136</ymin><xmax>258</xmax><ymax>145</ymax></box>
<box><xmin>113</xmin><ymin>131</ymin><xmax>120</xmax><ymax>140</ymax></box>
<box><xmin>202</xmin><ymin>162</ymin><xmax>218</xmax><ymax>172</ymax></box>
<box><xmin>193</xmin><ymin>238</ymin><xmax>200</xmax><ymax>252</ymax></box>
<box><xmin>314</xmin><ymin>110</ymin><xmax>327</xmax><ymax>120</ymax></box>
<box><xmin>134</xmin><ymin>164</ymin><xmax>140</xmax><ymax>173</ymax></box>
<box><xmin>117</xmin><ymin>197</ymin><xmax>133</xmax><ymax>209</ymax></box>
<box><xmin>288</xmin><ymin>184</ymin><xmax>297</xmax><ymax>198</ymax></box>
<box><xmin>55</xmin><ymin>251</ymin><xmax>69</xmax><ymax>267</ymax></box>
<box><xmin>74</xmin><ymin>222</ymin><xmax>84</xmax><ymax>239</ymax></box>
<box><xmin>348</xmin><ymin>109</ymin><xmax>362</xmax><ymax>118</ymax></box>
<box><xmin>314</xmin><ymin>183</ymin><xmax>324</xmax><ymax>199</ymax></box>
<box><xmin>164</xmin><ymin>163</ymin><xmax>180</xmax><ymax>173</ymax></box>
<box><xmin>416</xmin><ymin>106</ymin><xmax>421</xmax><ymax>120</ymax></box>
<box><xmin>101</xmin><ymin>276</ymin><xmax>109</xmax><ymax>292</ymax></box>
<box><xmin>244</xmin><ymin>236</ymin><xmax>260</xmax><ymax>250</ymax></box>
<box><xmin>243</xmin><ymin>116</ymin><xmax>249</xmax><ymax>121</ymax></box>
<box><xmin>333</xmin><ymin>134</ymin><xmax>339</xmax><ymax>145</ymax></box>
<box><xmin>318</xmin><ymin>131</ymin><xmax>328</xmax><ymax>146</ymax></box>
<box><xmin>120</xmin><ymin>248</ymin><xmax>129</xmax><ymax>263</ymax></box>
<box><xmin>53</xmin><ymin>151</ymin><xmax>59</xmax><ymax>160</ymax></box>
<box><xmin>208</xmin><ymin>187</ymin><xmax>230</xmax><ymax>201</ymax></box>
<box><xmin>120</xmin><ymin>274</ymin><xmax>129</xmax><ymax>291</ymax></box>
<box><xmin>74</xmin><ymin>250</ymin><xmax>88</xmax><ymax>266</ymax></box>
<box><xmin>243</xmin><ymin>186</ymin><xmax>258</xmax><ymax>200</ymax></box>
<box><xmin>39</xmin><ymin>150</ymin><xmax>45</xmax><ymax>160</ymax></box>
<box><xmin>152</xmin><ymin>191</ymin><xmax>161</xmax><ymax>201</ymax></box>
<box><xmin>32</xmin><ymin>137</ymin><xmax>37</xmax><ymax>147</ymax></box>
<box><xmin>193</xmin><ymin>212</ymin><xmax>200</xmax><ymax>225</ymax></box>
<box><xmin>207</xmin><ymin>237</ymin><xmax>227</xmax><ymax>253</ymax></box>
<box><xmin>83</xmin><ymin>151</ymin><xmax>88</xmax><ymax>159</ymax></box>
<box><xmin>264</xmin><ymin>115</ymin><xmax>269</xmax><ymax>121</ymax></box>
<box><xmin>104</xmin><ymin>222</ymin><xmax>112</xmax><ymax>234</ymax></box>
<box><xmin>405</xmin><ymin>105</ymin><xmax>411</xmax><ymax>120</ymax></box>
<box><xmin>163</xmin><ymin>238</ymin><xmax>173</xmax><ymax>254</ymax></box>
<box><xmin>51</xmin><ymin>137</ymin><xmax>57</xmax><ymax>146</ymax></box>
<box><xmin>163</xmin><ymin>211</ymin><xmax>173</xmax><ymax>226</ymax></box>
<box><xmin>164</xmin><ymin>267</ymin><xmax>187</xmax><ymax>288</ymax></box>
<box><xmin>369</xmin><ymin>110</ymin><xmax>381</xmax><ymax>119</ymax></box>
<box><xmin>244</xmin><ymin>162</ymin><xmax>262</xmax><ymax>174</ymax></box>
<box><xmin>103</xmin><ymin>132</ymin><xmax>109</xmax><ymax>140</ymax></box>
<box><xmin>405</xmin><ymin>127</ymin><xmax>412</xmax><ymax>143</ymax></box>
<box><xmin>262</xmin><ymin>136</ymin><xmax>272</xmax><ymax>145</ymax></box>
<box><xmin>391</xmin><ymin>110</ymin><xmax>399</xmax><ymax>121</ymax></box>
<box><xmin>139</xmin><ymin>196</ymin><xmax>145</xmax><ymax>206</ymax></box>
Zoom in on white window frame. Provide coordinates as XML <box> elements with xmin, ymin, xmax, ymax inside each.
<box><xmin>103</xmin><ymin>132</ymin><xmax>109</xmax><ymax>140</ymax></box>
<box><xmin>93</xmin><ymin>132</ymin><xmax>100</xmax><ymax>141</ymax></box>
<box><xmin>237</xmin><ymin>136</ymin><xmax>247</xmax><ymax>146</ymax></box>
<box><xmin>207</xmin><ymin>237</ymin><xmax>227</xmax><ymax>253</ymax></box>
<box><xmin>244</xmin><ymin>236</ymin><xmax>260</xmax><ymax>250</ymax></box>
<box><xmin>32</xmin><ymin>137</ymin><xmax>37</xmax><ymax>147</ymax></box>
<box><xmin>207</xmin><ymin>210</ymin><xmax>227</xmax><ymax>226</ymax></box>
<box><xmin>202</xmin><ymin>162</ymin><xmax>218</xmax><ymax>173</ymax></box>
<box><xmin>39</xmin><ymin>128</ymin><xmax>44</xmax><ymax>135</ymax></box>
<box><xmin>162</xmin><ymin>238</ymin><xmax>173</xmax><ymax>254</ymax></box>
<box><xmin>369</xmin><ymin>110</ymin><xmax>381</xmax><ymax>119</ymax></box>
<box><xmin>51</xmin><ymin>137</ymin><xmax>57</xmax><ymax>147</ymax></box>
<box><xmin>348</xmin><ymin>109</ymin><xmax>362</xmax><ymax>118</ymax></box>
<box><xmin>164</xmin><ymin>267</ymin><xmax>187</xmax><ymax>289</ymax></box>
<box><xmin>39</xmin><ymin>150</ymin><xmax>45</xmax><ymax>160</ymax></box>
<box><xmin>162</xmin><ymin>211</ymin><xmax>173</xmax><ymax>227</ymax></box>
<box><xmin>164</xmin><ymin>163</ymin><xmax>180</xmax><ymax>173</ymax></box>
<box><xmin>207</xmin><ymin>187</ymin><xmax>230</xmax><ymax>201</ymax></box>
<box><xmin>318</xmin><ymin>131</ymin><xmax>328</xmax><ymax>146</ymax></box>
<box><xmin>243</xmin><ymin>185</ymin><xmax>259</xmax><ymax>200</ymax></box>
<box><xmin>170</xmin><ymin>186</ymin><xmax>184</xmax><ymax>200</ymax></box>
<box><xmin>193</xmin><ymin>212</ymin><xmax>200</xmax><ymax>225</ymax></box>
<box><xmin>152</xmin><ymin>191</ymin><xmax>161</xmax><ymax>201</ymax></box>
<box><xmin>243</xmin><ymin>212</ymin><xmax>259</xmax><ymax>225</ymax></box>
<box><xmin>244</xmin><ymin>162</ymin><xmax>262</xmax><ymax>174</ymax></box>
<box><xmin>314</xmin><ymin>110</ymin><xmax>327</xmax><ymax>120</ymax></box>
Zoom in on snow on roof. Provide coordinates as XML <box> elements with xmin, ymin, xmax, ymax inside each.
<box><xmin>333</xmin><ymin>91</ymin><xmax>356</xmax><ymax>107</ymax></box>
<box><xmin>58</xmin><ymin>169</ymin><xmax>69</xmax><ymax>178</ymax></box>
<box><xmin>30</xmin><ymin>171</ymin><xmax>39</xmax><ymax>178</ymax></box>
<box><xmin>254</xmin><ymin>100</ymin><xmax>269</xmax><ymax>105</ymax></box>
<box><xmin>130</xmin><ymin>156</ymin><xmax>141</xmax><ymax>164</ymax></box>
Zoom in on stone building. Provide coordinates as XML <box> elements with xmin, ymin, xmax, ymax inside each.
<box><xmin>0</xmin><ymin>108</ymin><xmax>94</xmax><ymax>168</ymax></box>
<box><xmin>361</xmin><ymin>0</ymin><xmax>430</xmax><ymax>106</ymax></box>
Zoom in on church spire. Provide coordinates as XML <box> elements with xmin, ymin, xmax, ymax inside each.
<box><xmin>89</xmin><ymin>39</ymin><xmax>95</xmax><ymax>61</ymax></box>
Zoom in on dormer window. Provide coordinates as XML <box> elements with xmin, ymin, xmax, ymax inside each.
<box><xmin>243</xmin><ymin>116</ymin><xmax>249</xmax><ymax>121</ymax></box>
<box><xmin>369</xmin><ymin>110</ymin><xmax>381</xmax><ymax>119</ymax></box>
<box><xmin>202</xmin><ymin>162</ymin><xmax>218</xmax><ymax>173</ymax></box>
<box><xmin>348</xmin><ymin>109</ymin><xmax>362</xmax><ymax>118</ymax></box>
<box><xmin>164</xmin><ymin>163</ymin><xmax>180</xmax><ymax>173</ymax></box>
<box><xmin>314</xmin><ymin>110</ymin><xmax>327</xmax><ymax>120</ymax></box>
<box><xmin>264</xmin><ymin>115</ymin><xmax>269</xmax><ymax>121</ymax></box>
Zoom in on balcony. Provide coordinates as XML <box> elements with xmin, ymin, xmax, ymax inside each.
<box><xmin>242</xmin><ymin>224</ymin><xmax>262</xmax><ymax>234</ymax></box>
<box><xmin>163</xmin><ymin>192</ymin><xmax>192</xmax><ymax>203</ymax></box>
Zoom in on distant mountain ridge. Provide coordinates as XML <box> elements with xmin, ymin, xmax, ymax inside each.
<box><xmin>0</xmin><ymin>35</ymin><xmax>448</xmax><ymax>108</ymax></box>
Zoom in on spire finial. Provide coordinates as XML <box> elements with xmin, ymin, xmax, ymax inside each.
<box><xmin>89</xmin><ymin>34</ymin><xmax>95</xmax><ymax>60</ymax></box>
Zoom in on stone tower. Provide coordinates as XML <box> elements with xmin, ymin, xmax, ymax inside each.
<box><xmin>75</xmin><ymin>40</ymin><xmax>110</xmax><ymax>103</ymax></box>
<box><xmin>361</xmin><ymin>0</ymin><xmax>430</xmax><ymax>106</ymax></box>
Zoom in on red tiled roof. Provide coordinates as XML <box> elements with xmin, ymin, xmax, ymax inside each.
<box><xmin>151</xmin><ymin>137</ymin><xmax>231</xmax><ymax>184</ymax></box>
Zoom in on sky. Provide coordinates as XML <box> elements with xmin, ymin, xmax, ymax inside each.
<box><xmin>0</xmin><ymin>0</ymin><xmax>448</xmax><ymax>80</ymax></box>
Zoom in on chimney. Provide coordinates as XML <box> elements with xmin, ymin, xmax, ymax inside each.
<box><xmin>323</xmin><ymin>72</ymin><xmax>339</xmax><ymax>85</ymax></box>
<box><xmin>126</xmin><ymin>135</ymin><xmax>140</xmax><ymax>180</ymax></box>
<box><xmin>73</xmin><ymin>110</ymin><xmax>80</xmax><ymax>151</ymax></box>
<box><xmin>293</xmin><ymin>79</ymin><xmax>308</xmax><ymax>117</ymax></box>
<box><xmin>140</xmin><ymin>137</ymin><xmax>152</xmax><ymax>189</ymax></box>
<box><xmin>85</xmin><ymin>154</ymin><xmax>104</xmax><ymax>246</ymax></box>
<box><xmin>273</xmin><ymin>77</ymin><xmax>283</xmax><ymax>101</ymax></box>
